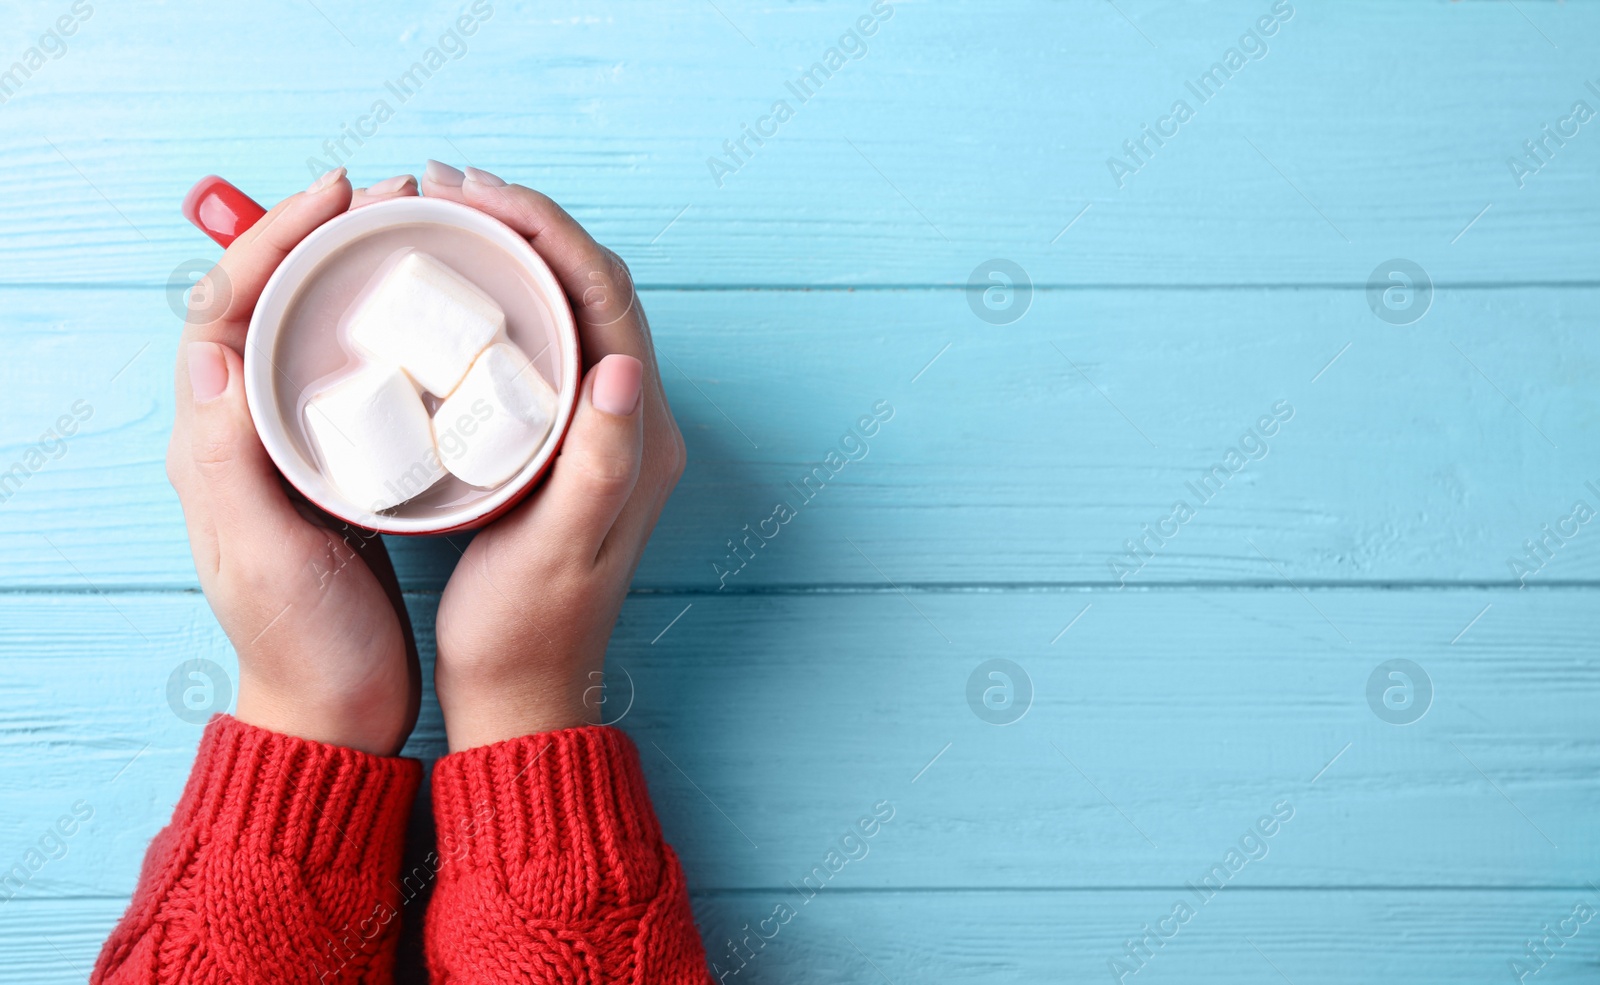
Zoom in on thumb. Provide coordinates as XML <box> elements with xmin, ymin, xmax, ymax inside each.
<box><xmin>505</xmin><ymin>354</ymin><xmax>644</xmax><ymax>564</ymax></box>
<box><xmin>186</xmin><ymin>341</ymin><xmax>300</xmax><ymax>542</ymax></box>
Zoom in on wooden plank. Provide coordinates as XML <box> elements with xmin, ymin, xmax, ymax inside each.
<box><xmin>1</xmin><ymin>590</ymin><xmax>1595</xmax><ymax>896</ymax></box>
<box><xmin>0</xmin><ymin>2</ymin><xmax>1596</xmax><ymax>286</ymax></box>
<box><xmin>5</xmin><ymin>2</ymin><xmax>1596</xmax><ymax>976</ymax></box>
<box><xmin>9</xmin><ymin>891</ymin><xmax>1600</xmax><ymax>985</ymax></box>
<box><xmin>2</xmin><ymin>286</ymin><xmax>1596</xmax><ymax>589</ymax></box>
<box><xmin>687</xmin><ymin>890</ymin><xmax>1600</xmax><ymax>985</ymax></box>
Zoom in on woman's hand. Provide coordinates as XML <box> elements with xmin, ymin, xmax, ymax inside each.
<box><xmin>421</xmin><ymin>162</ymin><xmax>686</xmax><ymax>751</ymax></box>
<box><xmin>169</xmin><ymin>168</ymin><xmax>425</xmax><ymax>756</ymax></box>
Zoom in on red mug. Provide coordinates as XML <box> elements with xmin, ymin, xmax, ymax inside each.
<box><xmin>182</xmin><ymin>176</ymin><xmax>581</xmax><ymax>535</ymax></box>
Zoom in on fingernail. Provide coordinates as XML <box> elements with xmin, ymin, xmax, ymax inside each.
<box><xmin>368</xmin><ymin>174</ymin><xmax>415</xmax><ymax>195</ymax></box>
<box><xmin>307</xmin><ymin>166</ymin><xmax>347</xmax><ymax>193</ymax></box>
<box><xmin>463</xmin><ymin>166</ymin><xmax>507</xmax><ymax>188</ymax></box>
<box><xmin>591</xmin><ymin>354</ymin><xmax>643</xmax><ymax>416</ymax></box>
<box><xmin>186</xmin><ymin>342</ymin><xmax>229</xmax><ymax>403</ymax></box>
<box><xmin>425</xmin><ymin>159</ymin><xmax>465</xmax><ymax>186</ymax></box>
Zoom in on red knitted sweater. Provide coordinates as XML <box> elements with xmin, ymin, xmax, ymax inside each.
<box><xmin>92</xmin><ymin>716</ymin><xmax>712</xmax><ymax>984</ymax></box>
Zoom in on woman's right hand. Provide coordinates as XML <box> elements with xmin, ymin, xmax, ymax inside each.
<box><xmin>421</xmin><ymin>163</ymin><xmax>687</xmax><ymax>750</ymax></box>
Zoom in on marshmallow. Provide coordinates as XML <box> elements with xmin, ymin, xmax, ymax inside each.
<box><xmin>347</xmin><ymin>251</ymin><xmax>505</xmax><ymax>396</ymax></box>
<box><xmin>432</xmin><ymin>342</ymin><xmax>558</xmax><ymax>488</ymax></box>
<box><xmin>304</xmin><ymin>364</ymin><xmax>442</xmax><ymax>511</ymax></box>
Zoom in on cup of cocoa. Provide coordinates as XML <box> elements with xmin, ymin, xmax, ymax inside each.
<box><xmin>186</xmin><ymin>180</ymin><xmax>580</xmax><ymax>534</ymax></box>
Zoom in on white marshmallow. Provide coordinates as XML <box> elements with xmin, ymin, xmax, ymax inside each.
<box><xmin>432</xmin><ymin>342</ymin><xmax>558</xmax><ymax>488</ymax></box>
<box><xmin>304</xmin><ymin>364</ymin><xmax>443</xmax><ymax>511</ymax></box>
<box><xmin>346</xmin><ymin>251</ymin><xmax>505</xmax><ymax>396</ymax></box>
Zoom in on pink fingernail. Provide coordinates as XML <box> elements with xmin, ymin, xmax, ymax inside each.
<box><xmin>425</xmin><ymin>159</ymin><xmax>465</xmax><ymax>186</ymax></box>
<box><xmin>591</xmin><ymin>354</ymin><xmax>643</xmax><ymax>416</ymax></box>
<box><xmin>307</xmin><ymin>166</ymin><xmax>347</xmax><ymax>193</ymax></box>
<box><xmin>368</xmin><ymin>174</ymin><xmax>415</xmax><ymax>195</ymax></box>
<box><xmin>463</xmin><ymin>166</ymin><xmax>507</xmax><ymax>188</ymax></box>
<box><xmin>187</xmin><ymin>342</ymin><xmax>228</xmax><ymax>403</ymax></box>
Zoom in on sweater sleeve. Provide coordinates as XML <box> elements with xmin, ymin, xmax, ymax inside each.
<box><xmin>92</xmin><ymin>715</ymin><xmax>422</xmax><ymax>985</ymax></box>
<box><xmin>426</xmin><ymin>726</ymin><xmax>712</xmax><ymax>984</ymax></box>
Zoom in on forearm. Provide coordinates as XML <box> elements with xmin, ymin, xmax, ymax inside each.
<box><xmin>93</xmin><ymin>716</ymin><xmax>420</xmax><ymax>985</ymax></box>
<box><xmin>426</xmin><ymin>725</ymin><xmax>711</xmax><ymax>984</ymax></box>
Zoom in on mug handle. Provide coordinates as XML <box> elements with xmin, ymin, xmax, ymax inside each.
<box><xmin>181</xmin><ymin>175</ymin><xmax>267</xmax><ymax>248</ymax></box>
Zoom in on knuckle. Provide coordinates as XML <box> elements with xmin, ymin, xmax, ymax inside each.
<box><xmin>191</xmin><ymin>427</ymin><xmax>241</xmax><ymax>480</ymax></box>
<box><xmin>574</xmin><ymin>248</ymin><xmax>637</xmax><ymax>326</ymax></box>
<box><xmin>186</xmin><ymin>267</ymin><xmax>237</xmax><ymax>325</ymax></box>
<box><xmin>601</xmin><ymin>246</ymin><xmax>632</xmax><ymax>279</ymax></box>
<box><xmin>658</xmin><ymin>431</ymin><xmax>687</xmax><ymax>488</ymax></box>
<box><xmin>570</xmin><ymin>445</ymin><xmax>638</xmax><ymax>492</ymax></box>
<box><xmin>504</xmin><ymin>186</ymin><xmax>558</xmax><ymax>231</ymax></box>
<box><xmin>164</xmin><ymin>448</ymin><xmax>185</xmax><ymax>491</ymax></box>
<box><xmin>515</xmin><ymin>184</ymin><xmax>559</xmax><ymax>211</ymax></box>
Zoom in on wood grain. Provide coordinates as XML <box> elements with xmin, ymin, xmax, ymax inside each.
<box><xmin>1</xmin><ymin>1</ymin><xmax>1594</xmax><ymax>978</ymax></box>
<box><xmin>1</xmin><ymin>591</ymin><xmax>1593</xmax><ymax>897</ymax></box>
<box><xmin>2</xmin><ymin>286</ymin><xmax>1595</xmax><ymax>590</ymax></box>
<box><xmin>0</xmin><ymin>2</ymin><xmax>1596</xmax><ymax>286</ymax></box>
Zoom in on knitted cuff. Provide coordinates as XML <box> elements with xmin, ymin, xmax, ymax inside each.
<box><xmin>431</xmin><ymin>726</ymin><xmax>667</xmax><ymax>907</ymax></box>
<box><xmin>169</xmin><ymin>714</ymin><xmax>422</xmax><ymax>877</ymax></box>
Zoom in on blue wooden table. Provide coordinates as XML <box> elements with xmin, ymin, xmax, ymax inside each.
<box><xmin>2</xmin><ymin>1</ymin><xmax>1598</xmax><ymax>981</ymax></box>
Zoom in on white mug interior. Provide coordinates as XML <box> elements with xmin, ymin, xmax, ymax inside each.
<box><xmin>243</xmin><ymin>197</ymin><xmax>579</xmax><ymax>534</ymax></box>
